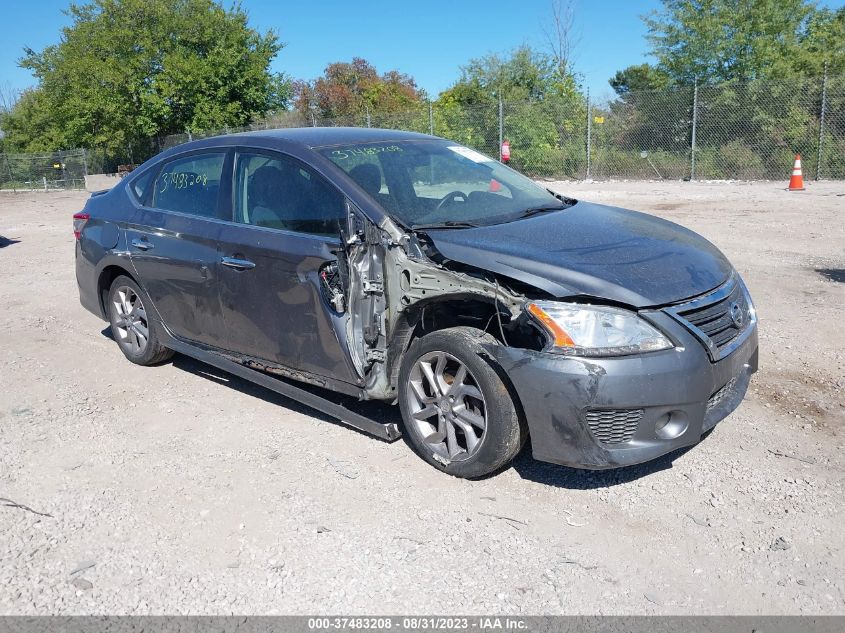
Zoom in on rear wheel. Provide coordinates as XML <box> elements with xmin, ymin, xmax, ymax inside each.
<box><xmin>398</xmin><ymin>327</ymin><xmax>526</xmax><ymax>478</ymax></box>
<box><xmin>107</xmin><ymin>275</ymin><xmax>173</xmax><ymax>366</ymax></box>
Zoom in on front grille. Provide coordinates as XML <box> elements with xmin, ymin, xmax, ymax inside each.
<box><xmin>670</xmin><ymin>278</ymin><xmax>751</xmax><ymax>359</ymax></box>
<box><xmin>585</xmin><ymin>409</ymin><xmax>643</xmax><ymax>445</ymax></box>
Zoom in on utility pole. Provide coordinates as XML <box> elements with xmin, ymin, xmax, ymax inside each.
<box><xmin>817</xmin><ymin>61</ymin><xmax>828</xmax><ymax>181</ymax></box>
<box><xmin>3</xmin><ymin>153</ymin><xmax>16</xmax><ymax>193</ymax></box>
<box><xmin>690</xmin><ymin>78</ymin><xmax>699</xmax><ymax>181</ymax></box>
<box><xmin>585</xmin><ymin>89</ymin><xmax>592</xmax><ymax>180</ymax></box>
<box><xmin>428</xmin><ymin>100</ymin><xmax>434</xmax><ymax>136</ymax></box>
<box><xmin>498</xmin><ymin>96</ymin><xmax>504</xmax><ymax>161</ymax></box>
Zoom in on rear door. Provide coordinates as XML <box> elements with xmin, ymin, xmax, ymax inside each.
<box><xmin>127</xmin><ymin>150</ymin><xmax>229</xmax><ymax>346</ymax></box>
<box><xmin>215</xmin><ymin>148</ymin><xmax>358</xmax><ymax>383</ymax></box>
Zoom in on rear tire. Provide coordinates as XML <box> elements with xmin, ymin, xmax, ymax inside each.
<box><xmin>398</xmin><ymin>327</ymin><xmax>526</xmax><ymax>478</ymax></box>
<box><xmin>107</xmin><ymin>275</ymin><xmax>173</xmax><ymax>366</ymax></box>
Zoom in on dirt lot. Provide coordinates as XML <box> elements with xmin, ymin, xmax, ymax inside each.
<box><xmin>1</xmin><ymin>181</ymin><xmax>843</xmax><ymax>615</ymax></box>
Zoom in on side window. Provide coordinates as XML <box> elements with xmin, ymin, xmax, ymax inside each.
<box><xmin>234</xmin><ymin>152</ymin><xmax>345</xmax><ymax>237</ymax></box>
<box><xmin>129</xmin><ymin>168</ymin><xmax>155</xmax><ymax>203</ymax></box>
<box><xmin>151</xmin><ymin>152</ymin><xmax>225</xmax><ymax>218</ymax></box>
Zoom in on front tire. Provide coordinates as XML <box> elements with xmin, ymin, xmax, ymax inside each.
<box><xmin>398</xmin><ymin>327</ymin><xmax>526</xmax><ymax>478</ymax></box>
<box><xmin>107</xmin><ymin>275</ymin><xmax>173</xmax><ymax>366</ymax></box>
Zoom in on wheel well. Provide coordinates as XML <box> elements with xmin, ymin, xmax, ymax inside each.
<box><xmin>409</xmin><ymin>297</ymin><xmax>544</xmax><ymax>350</ymax></box>
<box><xmin>386</xmin><ymin>296</ymin><xmax>545</xmax><ymax>392</ymax></box>
<box><xmin>386</xmin><ymin>302</ymin><xmax>533</xmax><ymax>445</ymax></box>
<box><xmin>97</xmin><ymin>265</ymin><xmax>135</xmax><ymax>317</ymax></box>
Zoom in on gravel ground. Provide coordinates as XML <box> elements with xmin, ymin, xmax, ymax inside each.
<box><xmin>0</xmin><ymin>181</ymin><xmax>843</xmax><ymax>615</ymax></box>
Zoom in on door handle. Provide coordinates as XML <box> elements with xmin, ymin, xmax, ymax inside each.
<box><xmin>221</xmin><ymin>256</ymin><xmax>256</xmax><ymax>270</ymax></box>
<box><xmin>130</xmin><ymin>238</ymin><xmax>153</xmax><ymax>251</ymax></box>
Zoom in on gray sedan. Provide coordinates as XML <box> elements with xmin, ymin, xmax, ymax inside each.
<box><xmin>74</xmin><ymin>128</ymin><xmax>758</xmax><ymax>478</ymax></box>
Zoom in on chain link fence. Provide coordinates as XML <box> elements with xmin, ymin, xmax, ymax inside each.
<box><xmin>2</xmin><ymin>75</ymin><xmax>843</xmax><ymax>190</ymax></box>
<box><xmin>161</xmin><ymin>74</ymin><xmax>844</xmax><ymax>182</ymax></box>
<box><xmin>0</xmin><ymin>149</ymin><xmax>89</xmax><ymax>191</ymax></box>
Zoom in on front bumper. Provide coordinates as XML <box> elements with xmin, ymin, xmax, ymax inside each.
<box><xmin>486</xmin><ymin>312</ymin><xmax>758</xmax><ymax>469</ymax></box>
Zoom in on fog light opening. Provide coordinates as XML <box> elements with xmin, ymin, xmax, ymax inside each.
<box><xmin>655</xmin><ymin>411</ymin><xmax>689</xmax><ymax>440</ymax></box>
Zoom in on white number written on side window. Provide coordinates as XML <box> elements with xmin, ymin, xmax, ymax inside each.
<box><xmin>158</xmin><ymin>171</ymin><xmax>208</xmax><ymax>193</ymax></box>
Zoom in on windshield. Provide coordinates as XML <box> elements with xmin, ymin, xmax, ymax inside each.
<box><xmin>318</xmin><ymin>140</ymin><xmax>569</xmax><ymax>228</ymax></box>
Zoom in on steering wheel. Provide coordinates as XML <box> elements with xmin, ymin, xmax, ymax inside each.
<box><xmin>435</xmin><ymin>190</ymin><xmax>468</xmax><ymax>211</ymax></box>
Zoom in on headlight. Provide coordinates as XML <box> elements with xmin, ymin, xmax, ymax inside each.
<box><xmin>526</xmin><ymin>301</ymin><xmax>673</xmax><ymax>356</ymax></box>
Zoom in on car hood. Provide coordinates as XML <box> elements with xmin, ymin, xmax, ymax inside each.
<box><xmin>424</xmin><ymin>201</ymin><xmax>733</xmax><ymax>308</ymax></box>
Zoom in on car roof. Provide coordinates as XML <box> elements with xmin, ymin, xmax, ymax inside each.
<box><xmin>224</xmin><ymin>126</ymin><xmax>438</xmax><ymax>149</ymax></box>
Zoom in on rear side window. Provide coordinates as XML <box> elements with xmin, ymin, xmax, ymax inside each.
<box><xmin>130</xmin><ymin>169</ymin><xmax>155</xmax><ymax>203</ymax></box>
<box><xmin>233</xmin><ymin>151</ymin><xmax>345</xmax><ymax>236</ymax></box>
<box><xmin>151</xmin><ymin>152</ymin><xmax>225</xmax><ymax>218</ymax></box>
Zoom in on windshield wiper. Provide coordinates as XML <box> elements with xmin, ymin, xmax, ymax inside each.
<box><xmin>511</xmin><ymin>204</ymin><xmax>569</xmax><ymax>220</ymax></box>
<box><xmin>411</xmin><ymin>221</ymin><xmax>480</xmax><ymax>230</ymax></box>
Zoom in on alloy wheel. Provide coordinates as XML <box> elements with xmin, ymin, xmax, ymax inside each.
<box><xmin>406</xmin><ymin>351</ymin><xmax>487</xmax><ymax>461</ymax></box>
<box><xmin>112</xmin><ymin>286</ymin><xmax>149</xmax><ymax>355</ymax></box>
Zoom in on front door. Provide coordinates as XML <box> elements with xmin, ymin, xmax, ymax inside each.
<box><xmin>127</xmin><ymin>150</ymin><xmax>228</xmax><ymax>347</ymax></box>
<box><xmin>216</xmin><ymin>149</ymin><xmax>358</xmax><ymax>383</ymax></box>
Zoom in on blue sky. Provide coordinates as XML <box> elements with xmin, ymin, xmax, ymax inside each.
<box><xmin>1</xmin><ymin>0</ymin><xmax>841</xmax><ymax>103</ymax></box>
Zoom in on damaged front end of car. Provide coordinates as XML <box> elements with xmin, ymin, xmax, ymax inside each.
<box><xmin>320</xmin><ymin>198</ymin><xmax>758</xmax><ymax>470</ymax></box>
<box><xmin>329</xmin><ymin>200</ymin><xmax>545</xmax><ymax>404</ymax></box>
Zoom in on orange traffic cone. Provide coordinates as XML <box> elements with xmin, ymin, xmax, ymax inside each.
<box><xmin>788</xmin><ymin>154</ymin><xmax>805</xmax><ymax>191</ymax></box>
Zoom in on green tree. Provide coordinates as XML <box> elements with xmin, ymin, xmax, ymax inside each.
<box><xmin>0</xmin><ymin>84</ymin><xmax>21</xmax><ymax>152</ymax></box>
<box><xmin>605</xmin><ymin>63</ymin><xmax>685</xmax><ymax>176</ymax></box>
<box><xmin>440</xmin><ymin>46</ymin><xmax>561</xmax><ymax>106</ymax></box>
<box><xmin>796</xmin><ymin>7</ymin><xmax>845</xmax><ymax>75</ymax></box>
<box><xmin>643</xmin><ymin>0</ymin><xmax>813</xmax><ymax>84</ymax></box>
<box><xmin>436</xmin><ymin>46</ymin><xmax>586</xmax><ymax>177</ymax></box>
<box><xmin>602</xmin><ymin>0</ymin><xmax>844</xmax><ymax>180</ymax></box>
<box><xmin>1</xmin><ymin>89</ymin><xmax>61</xmax><ymax>152</ymax></box>
<box><xmin>3</xmin><ymin>0</ymin><xmax>290</xmax><ymax>156</ymax></box>
<box><xmin>293</xmin><ymin>58</ymin><xmax>424</xmax><ymax>121</ymax></box>
<box><xmin>609</xmin><ymin>63</ymin><xmax>672</xmax><ymax>95</ymax></box>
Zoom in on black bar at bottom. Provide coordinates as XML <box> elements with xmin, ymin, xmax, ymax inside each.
<box><xmin>0</xmin><ymin>616</ymin><xmax>841</xmax><ymax>633</ymax></box>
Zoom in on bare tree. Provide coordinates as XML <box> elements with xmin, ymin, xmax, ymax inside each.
<box><xmin>0</xmin><ymin>82</ymin><xmax>20</xmax><ymax>113</ymax></box>
<box><xmin>543</xmin><ymin>0</ymin><xmax>580</xmax><ymax>77</ymax></box>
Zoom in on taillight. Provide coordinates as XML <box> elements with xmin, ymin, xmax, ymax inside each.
<box><xmin>73</xmin><ymin>212</ymin><xmax>90</xmax><ymax>240</ymax></box>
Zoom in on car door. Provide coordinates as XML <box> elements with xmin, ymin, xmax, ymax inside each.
<box><xmin>126</xmin><ymin>149</ymin><xmax>229</xmax><ymax>347</ymax></box>
<box><xmin>216</xmin><ymin>148</ymin><xmax>358</xmax><ymax>383</ymax></box>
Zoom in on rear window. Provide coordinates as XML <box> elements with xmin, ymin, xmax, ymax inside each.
<box><xmin>151</xmin><ymin>152</ymin><xmax>225</xmax><ymax>218</ymax></box>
